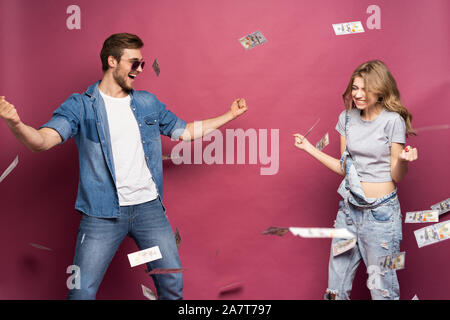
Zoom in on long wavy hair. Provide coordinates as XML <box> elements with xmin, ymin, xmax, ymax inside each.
<box><xmin>342</xmin><ymin>60</ymin><xmax>416</xmax><ymax>136</ymax></box>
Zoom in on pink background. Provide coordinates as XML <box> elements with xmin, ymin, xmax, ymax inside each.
<box><xmin>0</xmin><ymin>0</ymin><xmax>449</xmax><ymax>299</ymax></box>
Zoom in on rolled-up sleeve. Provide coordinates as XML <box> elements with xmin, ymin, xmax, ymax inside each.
<box><xmin>157</xmin><ymin>100</ymin><xmax>186</xmax><ymax>140</ymax></box>
<box><xmin>39</xmin><ymin>94</ymin><xmax>82</xmax><ymax>143</ymax></box>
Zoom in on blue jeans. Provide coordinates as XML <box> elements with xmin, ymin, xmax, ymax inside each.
<box><xmin>67</xmin><ymin>199</ymin><xmax>183</xmax><ymax>300</ymax></box>
<box><xmin>325</xmin><ymin>150</ymin><xmax>402</xmax><ymax>300</ymax></box>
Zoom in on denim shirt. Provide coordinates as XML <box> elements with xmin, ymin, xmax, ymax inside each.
<box><xmin>41</xmin><ymin>81</ymin><xmax>187</xmax><ymax>218</ymax></box>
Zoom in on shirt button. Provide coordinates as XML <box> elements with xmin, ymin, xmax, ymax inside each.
<box><xmin>142</xmin><ymin>140</ymin><xmax>146</xmax><ymax>144</ymax></box>
<box><xmin>139</xmin><ymin>123</ymin><xmax>142</xmax><ymax>127</ymax></box>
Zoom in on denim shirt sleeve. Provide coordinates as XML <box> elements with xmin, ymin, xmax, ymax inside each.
<box><xmin>39</xmin><ymin>94</ymin><xmax>82</xmax><ymax>143</ymax></box>
<box><xmin>156</xmin><ymin>98</ymin><xmax>187</xmax><ymax>140</ymax></box>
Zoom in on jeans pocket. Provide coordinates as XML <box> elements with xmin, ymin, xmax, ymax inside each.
<box><xmin>370</xmin><ymin>201</ymin><xmax>396</xmax><ymax>223</ymax></box>
<box><xmin>144</xmin><ymin>113</ymin><xmax>161</xmax><ymax>141</ymax></box>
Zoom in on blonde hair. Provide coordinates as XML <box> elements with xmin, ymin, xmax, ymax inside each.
<box><xmin>342</xmin><ymin>60</ymin><xmax>416</xmax><ymax>136</ymax></box>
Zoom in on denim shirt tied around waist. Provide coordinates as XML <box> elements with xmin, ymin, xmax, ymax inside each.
<box><xmin>41</xmin><ymin>81</ymin><xmax>187</xmax><ymax>218</ymax></box>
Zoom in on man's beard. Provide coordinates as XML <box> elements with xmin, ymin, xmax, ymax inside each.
<box><xmin>113</xmin><ymin>68</ymin><xmax>132</xmax><ymax>94</ymax></box>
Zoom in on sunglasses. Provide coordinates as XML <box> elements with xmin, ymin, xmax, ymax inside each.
<box><xmin>130</xmin><ymin>60</ymin><xmax>145</xmax><ymax>71</ymax></box>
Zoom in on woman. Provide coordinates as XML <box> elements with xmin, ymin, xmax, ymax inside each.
<box><xmin>293</xmin><ymin>60</ymin><xmax>418</xmax><ymax>300</ymax></box>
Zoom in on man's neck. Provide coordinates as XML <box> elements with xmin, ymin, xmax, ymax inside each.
<box><xmin>98</xmin><ymin>73</ymin><xmax>129</xmax><ymax>98</ymax></box>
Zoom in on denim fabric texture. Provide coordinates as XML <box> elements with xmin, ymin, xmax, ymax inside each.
<box><xmin>67</xmin><ymin>199</ymin><xmax>183</xmax><ymax>300</ymax></box>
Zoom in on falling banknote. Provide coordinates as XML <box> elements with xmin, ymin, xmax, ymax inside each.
<box><xmin>414</xmin><ymin>220</ymin><xmax>450</xmax><ymax>248</ymax></box>
<box><xmin>147</xmin><ymin>268</ymin><xmax>185</xmax><ymax>275</ymax></box>
<box><xmin>0</xmin><ymin>155</ymin><xmax>19</xmax><ymax>183</ymax></box>
<box><xmin>175</xmin><ymin>228</ymin><xmax>181</xmax><ymax>250</ymax></box>
<box><xmin>431</xmin><ymin>198</ymin><xmax>450</xmax><ymax>215</ymax></box>
<box><xmin>332</xmin><ymin>237</ymin><xmax>357</xmax><ymax>256</ymax></box>
<box><xmin>239</xmin><ymin>31</ymin><xmax>267</xmax><ymax>50</ymax></box>
<box><xmin>332</xmin><ymin>21</ymin><xmax>365</xmax><ymax>35</ymax></box>
<box><xmin>128</xmin><ymin>246</ymin><xmax>162</xmax><ymax>267</ymax></box>
<box><xmin>315</xmin><ymin>132</ymin><xmax>329</xmax><ymax>151</ymax></box>
<box><xmin>29</xmin><ymin>243</ymin><xmax>52</xmax><ymax>251</ymax></box>
<box><xmin>405</xmin><ymin>210</ymin><xmax>439</xmax><ymax>223</ymax></box>
<box><xmin>152</xmin><ymin>58</ymin><xmax>160</xmax><ymax>76</ymax></box>
<box><xmin>289</xmin><ymin>227</ymin><xmax>354</xmax><ymax>239</ymax></box>
<box><xmin>141</xmin><ymin>284</ymin><xmax>156</xmax><ymax>300</ymax></box>
<box><xmin>377</xmin><ymin>252</ymin><xmax>405</xmax><ymax>271</ymax></box>
<box><xmin>262</xmin><ymin>226</ymin><xmax>289</xmax><ymax>236</ymax></box>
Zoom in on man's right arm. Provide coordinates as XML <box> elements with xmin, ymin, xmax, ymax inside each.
<box><xmin>0</xmin><ymin>96</ymin><xmax>62</xmax><ymax>152</ymax></box>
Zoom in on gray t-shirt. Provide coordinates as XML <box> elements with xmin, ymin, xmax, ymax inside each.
<box><xmin>335</xmin><ymin>107</ymin><xmax>406</xmax><ymax>182</ymax></box>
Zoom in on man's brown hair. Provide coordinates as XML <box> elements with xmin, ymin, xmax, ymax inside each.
<box><xmin>100</xmin><ymin>33</ymin><xmax>144</xmax><ymax>72</ymax></box>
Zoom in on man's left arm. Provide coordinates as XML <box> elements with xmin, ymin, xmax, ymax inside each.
<box><xmin>179</xmin><ymin>98</ymin><xmax>248</xmax><ymax>141</ymax></box>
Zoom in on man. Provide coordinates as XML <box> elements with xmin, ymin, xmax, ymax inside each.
<box><xmin>0</xmin><ymin>33</ymin><xmax>248</xmax><ymax>299</ymax></box>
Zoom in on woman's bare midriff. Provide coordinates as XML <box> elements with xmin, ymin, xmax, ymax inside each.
<box><xmin>361</xmin><ymin>181</ymin><xmax>395</xmax><ymax>199</ymax></box>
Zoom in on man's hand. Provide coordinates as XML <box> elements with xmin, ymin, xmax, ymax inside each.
<box><xmin>0</xmin><ymin>96</ymin><xmax>21</xmax><ymax>127</ymax></box>
<box><xmin>230</xmin><ymin>98</ymin><xmax>248</xmax><ymax>119</ymax></box>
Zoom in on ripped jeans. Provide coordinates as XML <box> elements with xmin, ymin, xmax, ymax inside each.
<box><xmin>325</xmin><ymin>150</ymin><xmax>402</xmax><ymax>300</ymax></box>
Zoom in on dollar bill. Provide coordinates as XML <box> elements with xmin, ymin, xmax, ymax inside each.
<box><xmin>315</xmin><ymin>132</ymin><xmax>329</xmax><ymax>151</ymax></box>
<box><xmin>332</xmin><ymin>21</ymin><xmax>365</xmax><ymax>35</ymax></box>
<box><xmin>128</xmin><ymin>246</ymin><xmax>162</xmax><ymax>267</ymax></box>
<box><xmin>332</xmin><ymin>237</ymin><xmax>357</xmax><ymax>256</ymax></box>
<box><xmin>0</xmin><ymin>155</ymin><xmax>19</xmax><ymax>183</ymax></box>
<box><xmin>414</xmin><ymin>220</ymin><xmax>450</xmax><ymax>248</ymax></box>
<box><xmin>289</xmin><ymin>227</ymin><xmax>354</xmax><ymax>239</ymax></box>
<box><xmin>405</xmin><ymin>210</ymin><xmax>439</xmax><ymax>223</ymax></box>
<box><xmin>431</xmin><ymin>198</ymin><xmax>450</xmax><ymax>215</ymax></box>
<box><xmin>147</xmin><ymin>268</ymin><xmax>185</xmax><ymax>275</ymax></box>
<box><xmin>141</xmin><ymin>284</ymin><xmax>156</xmax><ymax>300</ymax></box>
<box><xmin>29</xmin><ymin>242</ymin><xmax>52</xmax><ymax>251</ymax></box>
<box><xmin>162</xmin><ymin>154</ymin><xmax>182</xmax><ymax>161</ymax></box>
<box><xmin>377</xmin><ymin>252</ymin><xmax>405</xmax><ymax>271</ymax></box>
<box><xmin>262</xmin><ymin>226</ymin><xmax>289</xmax><ymax>236</ymax></box>
<box><xmin>219</xmin><ymin>281</ymin><xmax>243</xmax><ymax>294</ymax></box>
<box><xmin>238</xmin><ymin>31</ymin><xmax>267</xmax><ymax>50</ymax></box>
<box><xmin>175</xmin><ymin>228</ymin><xmax>181</xmax><ymax>250</ymax></box>
<box><xmin>152</xmin><ymin>58</ymin><xmax>160</xmax><ymax>76</ymax></box>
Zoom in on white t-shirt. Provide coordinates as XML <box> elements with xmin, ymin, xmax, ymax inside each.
<box><xmin>100</xmin><ymin>90</ymin><xmax>158</xmax><ymax>205</ymax></box>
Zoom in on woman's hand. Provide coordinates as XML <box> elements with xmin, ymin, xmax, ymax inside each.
<box><xmin>293</xmin><ymin>133</ymin><xmax>313</xmax><ymax>152</ymax></box>
<box><xmin>399</xmin><ymin>145</ymin><xmax>418</xmax><ymax>162</ymax></box>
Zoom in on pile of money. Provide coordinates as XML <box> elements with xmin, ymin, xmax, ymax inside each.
<box><xmin>405</xmin><ymin>210</ymin><xmax>439</xmax><ymax>223</ymax></box>
<box><xmin>128</xmin><ymin>246</ymin><xmax>162</xmax><ymax>267</ymax></box>
<box><xmin>332</xmin><ymin>237</ymin><xmax>357</xmax><ymax>257</ymax></box>
<box><xmin>141</xmin><ymin>284</ymin><xmax>156</xmax><ymax>300</ymax></box>
<box><xmin>332</xmin><ymin>21</ymin><xmax>365</xmax><ymax>35</ymax></box>
<box><xmin>261</xmin><ymin>226</ymin><xmax>289</xmax><ymax>236</ymax></box>
<box><xmin>431</xmin><ymin>198</ymin><xmax>450</xmax><ymax>215</ymax></box>
<box><xmin>238</xmin><ymin>31</ymin><xmax>267</xmax><ymax>50</ymax></box>
<box><xmin>414</xmin><ymin>220</ymin><xmax>450</xmax><ymax>248</ymax></box>
<box><xmin>289</xmin><ymin>227</ymin><xmax>354</xmax><ymax>239</ymax></box>
<box><xmin>152</xmin><ymin>58</ymin><xmax>160</xmax><ymax>76</ymax></box>
<box><xmin>377</xmin><ymin>252</ymin><xmax>405</xmax><ymax>271</ymax></box>
<box><xmin>0</xmin><ymin>155</ymin><xmax>18</xmax><ymax>183</ymax></box>
<box><xmin>315</xmin><ymin>133</ymin><xmax>329</xmax><ymax>151</ymax></box>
